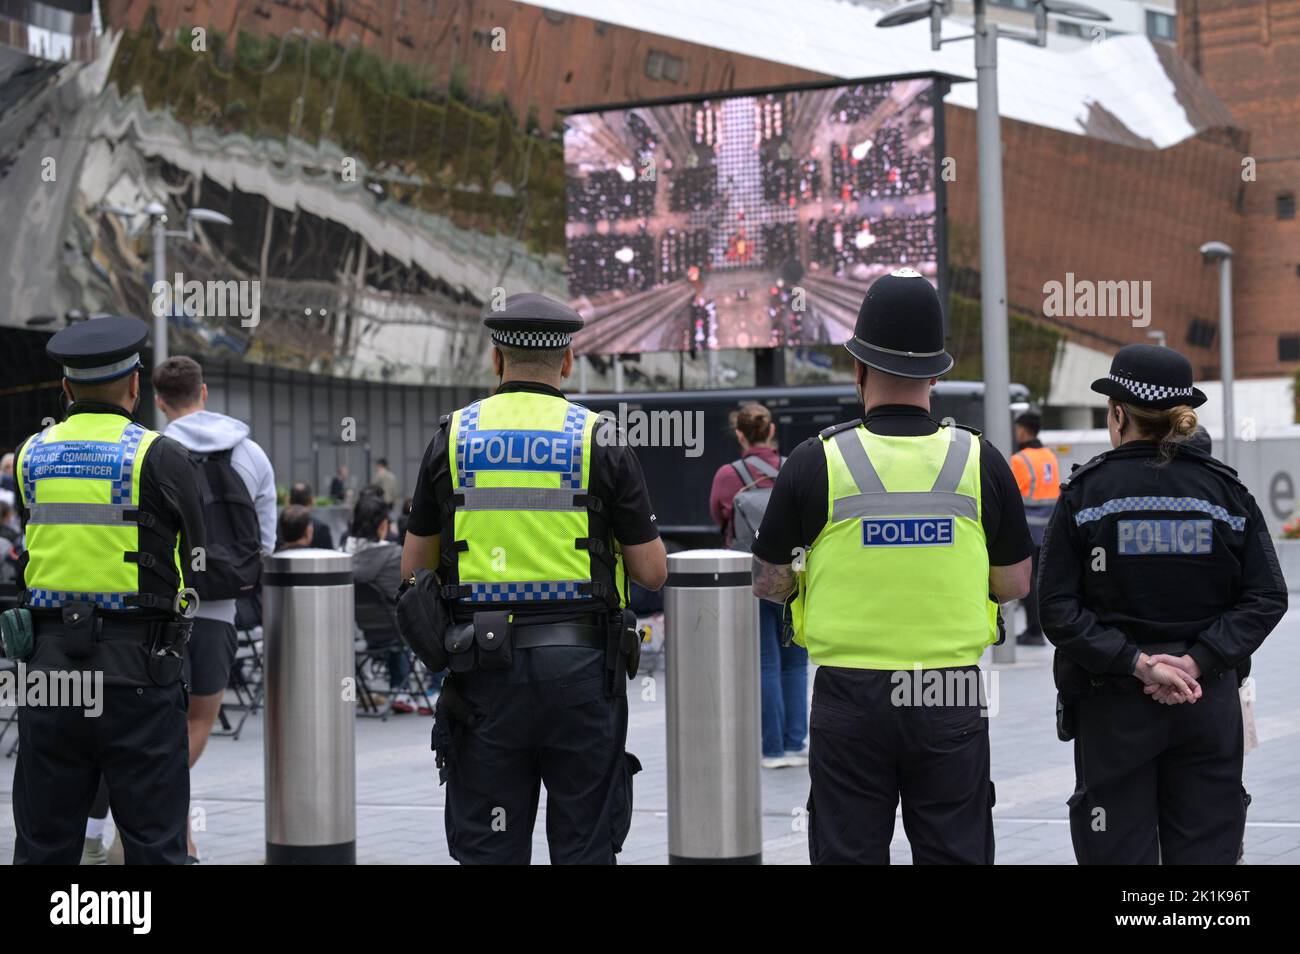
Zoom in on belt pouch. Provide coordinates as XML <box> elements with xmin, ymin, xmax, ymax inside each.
<box><xmin>473</xmin><ymin>611</ymin><xmax>513</xmax><ymax>671</ymax></box>
<box><xmin>61</xmin><ymin>601</ymin><xmax>97</xmax><ymax>660</ymax></box>
<box><xmin>444</xmin><ymin>622</ymin><xmax>478</xmax><ymax>674</ymax></box>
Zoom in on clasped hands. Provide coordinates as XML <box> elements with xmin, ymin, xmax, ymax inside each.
<box><xmin>1134</xmin><ymin>652</ymin><xmax>1202</xmax><ymax>705</ymax></box>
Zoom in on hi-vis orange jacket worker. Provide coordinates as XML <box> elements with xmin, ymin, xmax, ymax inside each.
<box><xmin>1011</xmin><ymin>417</ymin><xmax>1060</xmax><ymax>546</ymax></box>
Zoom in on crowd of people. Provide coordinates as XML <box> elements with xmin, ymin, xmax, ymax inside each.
<box><xmin>566</xmin><ymin>231</ymin><xmax>657</xmax><ymax>296</ymax></box>
<box><xmin>807</xmin><ymin>212</ymin><xmax>936</xmax><ymax>273</ymax></box>
<box><xmin>831</xmin><ymin>126</ymin><xmax>933</xmax><ymax>201</ymax></box>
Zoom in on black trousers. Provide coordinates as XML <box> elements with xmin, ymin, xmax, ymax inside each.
<box><xmin>1068</xmin><ymin>669</ymin><xmax>1246</xmax><ymax>864</ymax></box>
<box><xmin>807</xmin><ymin>666</ymin><xmax>994</xmax><ymax>864</ymax></box>
<box><xmin>13</xmin><ymin>682</ymin><xmax>190</xmax><ymax>865</ymax></box>
<box><xmin>443</xmin><ymin>646</ymin><xmax>637</xmax><ymax>865</ymax></box>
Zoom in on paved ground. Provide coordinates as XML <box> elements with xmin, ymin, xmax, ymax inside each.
<box><xmin>2</xmin><ymin>604</ymin><xmax>1297</xmax><ymax>865</ymax></box>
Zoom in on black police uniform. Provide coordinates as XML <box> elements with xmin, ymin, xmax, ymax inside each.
<box><xmin>753</xmin><ymin>270</ymin><xmax>1034</xmax><ymax>864</ymax></box>
<box><xmin>1038</xmin><ymin>345</ymin><xmax>1288</xmax><ymax>865</ymax></box>
<box><xmin>10</xmin><ymin>318</ymin><xmax>204</xmax><ymax>865</ymax></box>
<box><xmin>406</xmin><ymin>296</ymin><xmax>659</xmax><ymax>865</ymax></box>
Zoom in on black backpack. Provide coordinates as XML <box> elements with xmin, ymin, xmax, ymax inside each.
<box><xmin>190</xmin><ymin>448</ymin><xmax>263</xmax><ymax>600</ymax></box>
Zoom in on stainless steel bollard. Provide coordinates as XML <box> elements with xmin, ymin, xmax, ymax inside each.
<box><xmin>262</xmin><ymin>549</ymin><xmax>356</xmax><ymax>864</ymax></box>
<box><xmin>664</xmin><ymin>549</ymin><xmax>762</xmax><ymax>864</ymax></box>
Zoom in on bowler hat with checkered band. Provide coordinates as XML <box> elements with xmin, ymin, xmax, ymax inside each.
<box><xmin>1091</xmin><ymin>343</ymin><xmax>1207</xmax><ymax>410</ymax></box>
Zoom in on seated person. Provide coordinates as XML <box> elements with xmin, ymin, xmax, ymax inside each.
<box><xmin>276</xmin><ymin>504</ymin><xmax>315</xmax><ymax>550</ymax></box>
<box><xmin>346</xmin><ymin>494</ymin><xmax>419</xmax><ymax>712</ymax></box>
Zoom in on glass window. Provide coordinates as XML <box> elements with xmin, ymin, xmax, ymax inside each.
<box><xmin>1146</xmin><ymin>10</ymin><xmax>1177</xmax><ymax>41</ymax></box>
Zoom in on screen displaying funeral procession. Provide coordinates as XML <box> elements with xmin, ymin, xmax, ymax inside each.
<box><xmin>563</xmin><ymin>74</ymin><xmax>944</xmax><ymax>355</ymax></box>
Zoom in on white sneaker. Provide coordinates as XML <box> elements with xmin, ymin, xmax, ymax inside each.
<box><xmin>761</xmin><ymin>756</ymin><xmax>791</xmax><ymax>769</ymax></box>
<box><xmin>783</xmin><ymin>750</ymin><xmax>809</xmax><ymax>768</ymax></box>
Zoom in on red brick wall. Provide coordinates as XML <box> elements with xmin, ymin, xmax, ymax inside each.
<box><xmin>1180</xmin><ymin>0</ymin><xmax>1300</xmax><ymax>377</ymax></box>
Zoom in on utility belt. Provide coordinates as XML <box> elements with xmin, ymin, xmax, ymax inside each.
<box><xmin>0</xmin><ymin>601</ymin><xmax>191</xmax><ymax>689</ymax></box>
<box><xmin>397</xmin><ymin>570</ymin><xmax>640</xmax><ymax>695</ymax></box>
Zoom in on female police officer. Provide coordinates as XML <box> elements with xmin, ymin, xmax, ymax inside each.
<box><xmin>1038</xmin><ymin>343</ymin><xmax>1288</xmax><ymax>865</ymax></box>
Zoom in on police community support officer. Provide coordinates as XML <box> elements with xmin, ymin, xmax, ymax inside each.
<box><xmin>1010</xmin><ymin>411</ymin><xmax>1061</xmax><ymax>645</ymax></box>
<box><xmin>751</xmin><ymin>269</ymin><xmax>1034</xmax><ymax>864</ymax></box>
<box><xmin>10</xmin><ymin>316</ymin><xmax>204</xmax><ymax>864</ymax></box>
<box><xmin>400</xmin><ymin>293</ymin><xmax>668</xmax><ymax>864</ymax></box>
<box><xmin>1038</xmin><ymin>344</ymin><xmax>1288</xmax><ymax>865</ymax></box>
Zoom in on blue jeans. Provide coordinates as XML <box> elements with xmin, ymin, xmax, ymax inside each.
<box><xmin>759</xmin><ymin>599</ymin><xmax>809</xmax><ymax>757</ymax></box>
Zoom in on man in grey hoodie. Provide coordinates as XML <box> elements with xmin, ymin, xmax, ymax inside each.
<box><xmin>153</xmin><ymin>356</ymin><xmax>277</xmax><ymax>861</ymax></box>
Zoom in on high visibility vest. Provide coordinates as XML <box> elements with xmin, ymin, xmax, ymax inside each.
<box><xmin>1012</xmin><ymin>445</ymin><xmax>1060</xmax><ymax>529</ymax></box>
<box><xmin>445</xmin><ymin>391</ymin><xmax>623</xmax><ymax>609</ymax></box>
<box><xmin>16</xmin><ymin>413</ymin><xmax>184</xmax><ymax>613</ymax></box>
<box><xmin>789</xmin><ymin>423</ymin><xmax>995</xmax><ymax>669</ymax></box>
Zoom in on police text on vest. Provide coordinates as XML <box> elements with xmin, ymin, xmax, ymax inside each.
<box><xmin>861</xmin><ymin>517</ymin><xmax>954</xmax><ymax>547</ymax></box>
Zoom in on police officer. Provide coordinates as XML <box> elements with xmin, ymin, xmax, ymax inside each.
<box><xmin>1039</xmin><ymin>344</ymin><xmax>1288</xmax><ymax>865</ymax></box>
<box><xmin>752</xmin><ymin>269</ymin><xmax>1034</xmax><ymax>864</ymax></box>
<box><xmin>8</xmin><ymin>316</ymin><xmax>204</xmax><ymax>864</ymax></box>
<box><xmin>401</xmin><ymin>293</ymin><xmax>667</xmax><ymax>864</ymax></box>
<box><xmin>1010</xmin><ymin>411</ymin><xmax>1061</xmax><ymax>645</ymax></box>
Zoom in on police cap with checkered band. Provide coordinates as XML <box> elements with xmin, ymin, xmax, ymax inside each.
<box><xmin>1091</xmin><ymin>343</ymin><xmax>1207</xmax><ymax>410</ymax></box>
<box><xmin>47</xmin><ymin>315</ymin><xmax>148</xmax><ymax>384</ymax></box>
<box><xmin>483</xmin><ymin>293</ymin><xmax>584</xmax><ymax>350</ymax></box>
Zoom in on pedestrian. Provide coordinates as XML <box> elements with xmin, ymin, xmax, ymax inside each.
<box><xmin>710</xmin><ymin>402</ymin><xmax>808</xmax><ymax>769</ymax></box>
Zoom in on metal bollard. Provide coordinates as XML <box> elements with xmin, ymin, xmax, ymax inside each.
<box><xmin>664</xmin><ymin>549</ymin><xmax>762</xmax><ymax>864</ymax></box>
<box><xmin>262</xmin><ymin>548</ymin><xmax>356</xmax><ymax>864</ymax></box>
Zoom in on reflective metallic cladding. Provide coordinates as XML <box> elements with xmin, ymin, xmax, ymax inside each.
<box><xmin>0</xmin><ymin>14</ymin><xmax>566</xmax><ymax>386</ymax></box>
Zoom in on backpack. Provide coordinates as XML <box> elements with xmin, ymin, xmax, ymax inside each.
<box><xmin>728</xmin><ymin>455</ymin><xmax>782</xmax><ymax>553</ymax></box>
<box><xmin>190</xmin><ymin>448</ymin><xmax>263</xmax><ymax>600</ymax></box>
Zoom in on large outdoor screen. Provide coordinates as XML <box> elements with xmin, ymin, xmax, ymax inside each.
<box><xmin>563</xmin><ymin>75</ymin><xmax>944</xmax><ymax>355</ymax></box>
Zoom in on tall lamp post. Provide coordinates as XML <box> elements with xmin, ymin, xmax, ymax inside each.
<box><xmin>104</xmin><ymin>202</ymin><xmax>234</xmax><ymax>427</ymax></box>
<box><xmin>1200</xmin><ymin>241</ymin><xmax>1235</xmax><ymax>468</ymax></box>
<box><xmin>876</xmin><ymin>0</ymin><xmax>1110</xmax><ymax>453</ymax></box>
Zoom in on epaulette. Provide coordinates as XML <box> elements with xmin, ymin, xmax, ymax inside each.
<box><xmin>438</xmin><ymin>413</ymin><xmax>451</xmax><ymax>427</ymax></box>
<box><xmin>819</xmin><ymin>419</ymin><xmax>863</xmax><ymax>440</ymax></box>
<box><xmin>1060</xmin><ymin>452</ymin><xmax>1109</xmax><ymax>489</ymax></box>
<box><xmin>1194</xmin><ymin>454</ymin><xmax>1247</xmax><ymax>490</ymax></box>
<box><xmin>949</xmin><ymin>422</ymin><xmax>982</xmax><ymax>437</ymax></box>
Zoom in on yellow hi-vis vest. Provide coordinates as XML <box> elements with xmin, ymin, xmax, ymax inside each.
<box><xmin>446</xmin><ymin>390</ymin><xmax>624</xmax><ymax>607</ymax></box>
<box><xmin>790</xmin><ymin>422</ymin><xmax>995</xmax><ymax>669</ymax></box>
<box><xmin>16</xmin><ymin>413</ymin><xmax>184</xmax><ymax>612</ymax></box>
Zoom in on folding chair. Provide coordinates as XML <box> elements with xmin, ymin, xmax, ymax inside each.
<box><xmin>214</xmin><ymin>594</ymin><xmax>265</xmax><ymax>740</ymax></box>
<box><xmin>353</xmin><ymin>579</ymin><xmax>428</xmax><ymax>720</ymax></box>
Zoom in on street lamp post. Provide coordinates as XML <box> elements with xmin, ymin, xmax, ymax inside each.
<box><xmin>973</xmin><ymin>1</ymin><xmax>1011</xmax><ymax>455</ymax></box>
<box><xmin>1200</xmin><ymin>241</ymin><xmax>1235</xmax><ymax>468</ymax></box>
<box><xmin>104</xmin><ymin>202</ymin><xmax>234</xmax><ymax>427</ymax></box>
<box><xmin>876</xmin><ymin>0</ymin><xmax>1111</xmax><ymax>453</ymax></box>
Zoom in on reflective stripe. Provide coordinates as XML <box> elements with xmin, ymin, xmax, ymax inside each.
<box><xmin>28</xmin><ymin>588</ymin><xmax>136</xmax><ymax>611</ymax></box>
<box><xmin>833</xmin><ymin>491</ymin><xmax>978</xmax><ymax>523</ymax></box>
<box><xmin>832</xmin><ymin>429</ymin><xmax>886</xmax><ymax>494</ymax></box>
<box><xmin>458</xmin><ymin>487</ymin><xmax>585</xmax><ymax>511</ymax></box>
<box><xmin>1014</xmin><ymin>451</ymin><xmax>1037</xmax><ymax>500</ymax></box>
<box><xmin>27</xmin><ymin>502</ymin><xmax>136</xmax><ymax>526</ymax></box>
<box><xmin>460</xmin><ymin>580</ymin><xmax>588</xmax><ymax>603</ymax></box>
<box><xmin>931</xmin><ymin>428</ymin><xmax>971</xmax><ymax>493</ymax></box>
<box><xmin>1074</xmin><ymin>496</ymin><xmax>1246</xmax><ymax>531</ymax></box>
